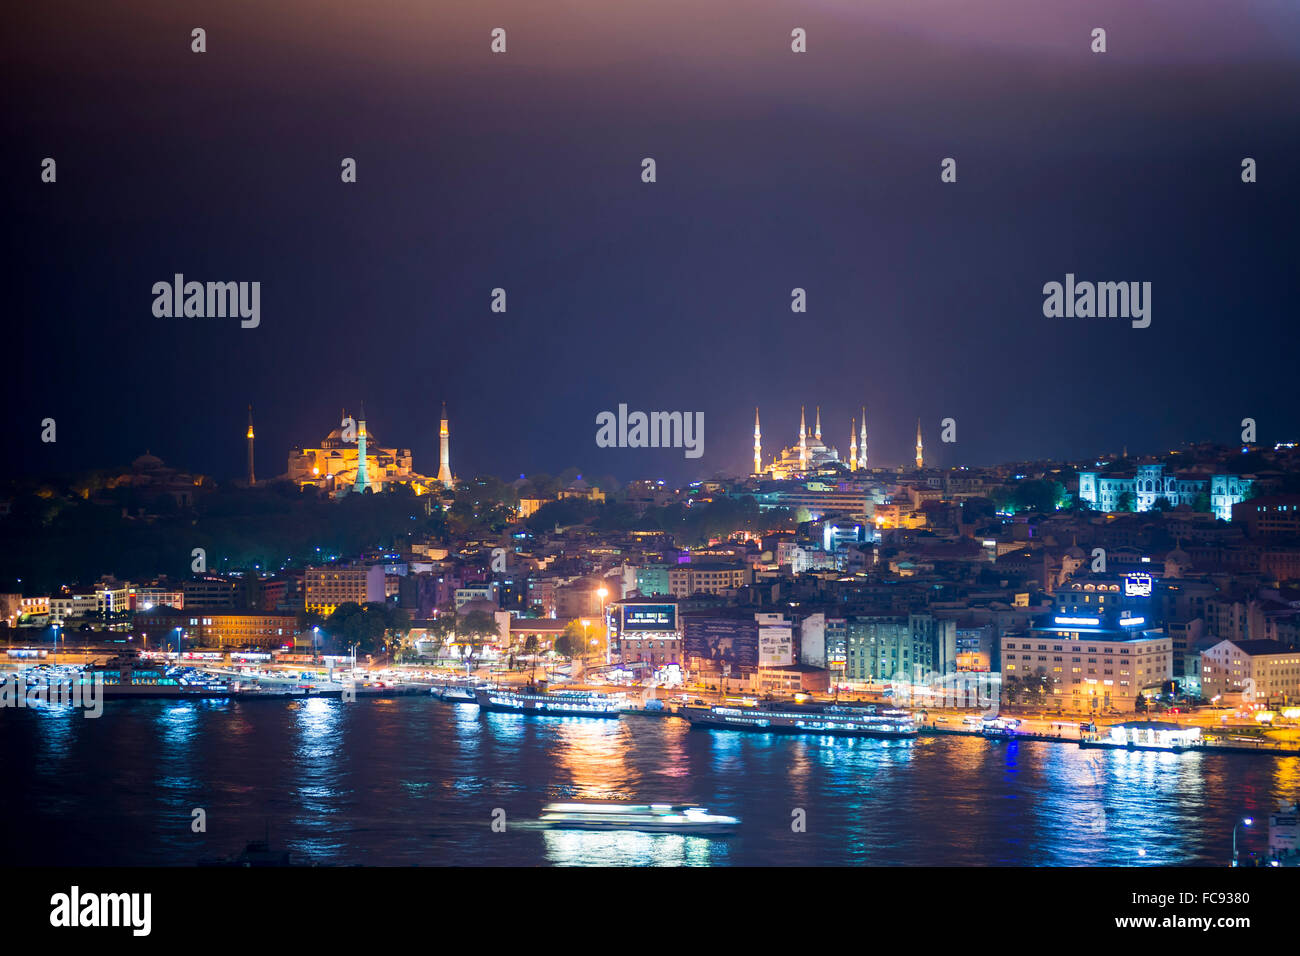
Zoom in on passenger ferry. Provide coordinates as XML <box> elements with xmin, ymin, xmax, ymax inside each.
<box><xmin>83</xmin><ymin>655</ymin><xmax>231</xmax><ymax>698</ymax></box>
<box><xmin>430</xmin><ymin>681</ymin><xmax>478</xmax><ymax>702</ymax></box>
<box><xmin>684</xmin><ymin>701</ymin><xmax>917</xmax><ymax>739</ymax></box>
<box><xmin>538</xmin><ymin>802</ymin><xmax>739</xmax><ymax>834</ymax></box>
<box><xmin>473</xmin><ymin>686</ymin><xmax>620</xmax><ymax>718</ymax></box>
<box><xmin>1078</xmin><ymin>720</ymin><xmax>1202</xmax><ymax>752</ymax></box>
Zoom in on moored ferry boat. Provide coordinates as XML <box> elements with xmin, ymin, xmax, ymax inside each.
<box><xmin>83</xmin><ymin>655</ymin><xmax>231</xmax><ymax>698</ymax></box>
<box><xmin>474</xmin><ymin>686</ymin><xmax>621</xmax><ymax>718</ymax></box>
<box><xmin>538</xmin><ymin>801</ymin><xmax>739</xmax><ymax>834</ymax></box>
<box><xmin>1078</xmin><ymin>720</ymin><xmax>1202</xmax><ymax>752</ymax></box>
<box><xmin>430</xmin><ymin>681</ymin><xmax>478</xmax><ymax>702</ymax></box>
<box><xmin>685</xmin><ymin>701</ymin><xmax>917</xmax><ymax>739</ymax></box>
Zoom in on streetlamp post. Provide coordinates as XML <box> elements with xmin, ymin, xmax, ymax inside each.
<box><xmin>1233</xmin><ymin>817</ymin><xmax>1254</xmax><ymax>867</ymax></box>
<box><xmin>596</xmin><ymin>586</ymin><xmax>609</xmax><ymax>668</ymax></box>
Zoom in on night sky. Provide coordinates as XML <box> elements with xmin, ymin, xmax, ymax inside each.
<box><xmin>6</xmin><ymin>1</ymin><xmax>1299</xmax><ymax>484</ymax></box>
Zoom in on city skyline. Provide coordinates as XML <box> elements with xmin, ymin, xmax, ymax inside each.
<box><xmin>5</xmin><ymin>397</ymin><xmax>1293</xmax><ymax>488</ymax></box>
<box><xmin>6</xmin><ymin>0</ymin><xmax>1300</xmax><ymax>897</ymax></box>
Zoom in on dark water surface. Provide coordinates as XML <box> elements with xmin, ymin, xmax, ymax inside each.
<box><xmin>4</xmin><ymin>696</ymin><xmax>1296</xmax><ymax>866</ymax></box>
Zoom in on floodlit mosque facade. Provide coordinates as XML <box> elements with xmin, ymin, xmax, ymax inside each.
<box><xmin>285</xmin><ymin>403</ymin><xmax>456</xmax><ymax>496</ymax></box>
<box><xmin>756</xmin><ymin>406</ymin><xmax>878</xmax><ymax>479</ymax></box>
<box><xmin>1077</xmin><ymin>465</ymin><xmax>1252</xmax><ymax>521</ymax></box>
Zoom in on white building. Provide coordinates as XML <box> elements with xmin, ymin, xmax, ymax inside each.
<box><xmin>1077</xmin><ymin>465</ymin><xmax>1252</xmax><ymax>521</ymax></box>
<box><xmin>1001</xmin><ymin>631</ymin><xmax>1173</xmax><ymax>712</ymax></box>
<box><xmin>1201</xmin><ymin>638</ymin><xmax>1300</xmax><ymax>705</ymax></box>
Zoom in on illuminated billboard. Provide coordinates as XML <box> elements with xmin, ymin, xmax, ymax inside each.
<box><xmin>1123</xmin><ymin>574</ymin><xmax>1153</xmax><ymax>597</ymax></box>
<box><xmin>683</xmin><ymin>616</ymin><xmax>759</xmax><ymax>670</ymax></box>
<box><xmin>622</xmin><ymin>604</ymin><xmax>677</xmax><ymax>632</ymax></box>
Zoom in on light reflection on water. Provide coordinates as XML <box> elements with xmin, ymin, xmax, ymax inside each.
<box><xmin>542</xmin><ymin>829</ymin><xmax>725</xmax><ymax>866</ymax></box>
<box><xmin>2</xmin><ymin>697</ymin><xmax>1296</xmax><ymax>867</ymax></box>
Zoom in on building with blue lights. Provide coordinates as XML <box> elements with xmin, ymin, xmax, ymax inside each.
<box><xmin>996</xmin><ymin>573</ymin><xmax>1173</xmax><ymax>711</ymax></box>
<box><xmin>1076</xmin><ymin>465</ymin><xmax>1252</xmax><ymax>521</ymax></box>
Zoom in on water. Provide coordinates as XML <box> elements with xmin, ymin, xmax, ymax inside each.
<box><xmin>4</xmin><ymin>696</ymin><xmax>1296</xmax><ymax>866</ymax></box>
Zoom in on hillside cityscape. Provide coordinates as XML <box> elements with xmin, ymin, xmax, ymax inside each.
<box><xmin>6</xmin><ymin>407</ymin><xmax>1300</xmax><ymax>727</ymax></box>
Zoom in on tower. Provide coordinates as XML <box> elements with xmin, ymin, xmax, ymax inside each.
<box><xmin>798</xmin><ymin>406</ymin><xmax>807</xmax><ymax>471</ymax></box>
<box><xmin>437</xmin><ymin>401</ymin><xmax>453</xmax><ymax>489</ymax></box>
<box><xmin>849</xmin><ymin>417</ymin><xmax>857</xmax><ymax>471</ymax></box>
<box><xmin>814</xmin><ymin>405</ymin><xmax>822</xmax><ymax>442</ymax></box>
<box><xmin>859</xmin><ymin>407</ymin><xmax>868</xmax><ymax>469</ymax></box>
<box><xmin>915</xmin><ymin>419</ymin><xmax>924</xmax><ymax>470</ymax></box>
<box><xmin>753</xmin><ymin>407</ymin><xmax>762</xmax><ymax>476</ymax></box>
<box><xmin>246</xmin><ymin>404</ymin><xmax>255</xmax><ymax>486</ymax></box>
<box><xmin>354</xmin><ymin>403</ymin><xmax>369</xmax><ymax>493</ymax></box>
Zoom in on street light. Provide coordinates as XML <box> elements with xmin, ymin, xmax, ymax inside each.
<box><xmin>1232</xmin><ymin>817</ymin><xmax>1254</xmax><ymax>866</ymax></box>
<box><xmin>596</xmin><ymin>586</ymin><xmax>609</xmax><ymax>667</ymax></box>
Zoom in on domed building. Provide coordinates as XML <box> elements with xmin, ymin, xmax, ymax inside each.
<box><xmin>761</xmin><ymin>406</ymin><xmax>844</xmax><ymax>479</ymax></box>
<box><xmin>286</xmin><ymin>406</ymin><xmax>444</xmax><ymax>495</ymax></box>
<box><xmin>100</xmin><ymin>451</ymin><xmax>207</xmax><ymax>507</ymax></box>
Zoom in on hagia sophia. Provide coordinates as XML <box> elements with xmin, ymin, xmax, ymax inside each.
<box><xmin>280</xmin><ymin>403</ymin><xmax>455</xmax><ymax>496</ymax></box>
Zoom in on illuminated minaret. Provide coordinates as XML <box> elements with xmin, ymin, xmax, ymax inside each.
<box><xmin>437</xmin><ymin>401</ymin><xmax>453</xmax><ymax>489</ymax></box>
<box><xmin>798</xmin><ymin>406</ymin><xmax>807</xmax><ymax>471</ymax></box>
<box><xmin>915</xmin><ymin>419</ymin><xmax>924</xmax><ymax>470</ymax></box>
<box><xmin>849</xmin><ymin>418</ymin><xmax>858</xmax><ymax>471</ymax></box>
<box><xmin>859</xmin><ymin>408</ymin><xmax>868</xmax><ymax>469</ymax></box>
<box><xmin>246</xmin><ymin>404</ymin><xmax>255</xmax><ymax>485</ymax></box>
<box><xmin>753</xmin><ymin>407</ymin><xmax>762</xmax><ymax>475</ymax></box>
<box><xmin>814</xmin><ymin>406</ymin><xmax>822</xmax><ymax>442</ymax></box>
<box><xmin>354</xmin><ymin>403</ymin><xmax>369</xmax><ymax>493</ymax></box>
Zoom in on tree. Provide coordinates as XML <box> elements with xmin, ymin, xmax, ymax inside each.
<box><xmin>555</xmin><ymin>620</ymin><xmax>590</xmax><ymax>661</ymax></box>
<box><xmin>1003</xmin><ymin>675</ymin><xmax>1023</xmax><ymax>707</ymax></box>
<box><xmin>324</xmin><ymin>602</ymin><xmax>386</xmax><ymax>654</ymax></box>
<box><xmin>457</xmin><ymin>609</ymin><xmax>500</xmax><ymax>667</ymax></box>
<box><xmin>1117</xmin><ymin>491</ymin><xmax>1136</xmax><ymax>513</ymax></box>
<box><xmin>324</xmin><ymin>601</ymin><xmax>408</xmax><ymax>658</ymax></box>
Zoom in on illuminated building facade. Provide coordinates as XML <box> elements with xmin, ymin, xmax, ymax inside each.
<box><xmin>610</xmin><ymin>598</ymin><xmax>681</xmax><ymax>668</ymax></box>
<box><xmin>761</xmin><ymin>406</ymin><xmax>842</xmax><ymax>479</ymax></box>
<box><xmin>287</xmin><ymin>409</ymin><xmax>437</xmax><ymax>494</ymax></box>
<box><xmin>1201</xmin><ymin>638</ymin><xmax>1300</xmax><ymax>705</ymax></box>
<box><xmin>302</xmin><ymin>565</ymin><xmax>387</xmax><ymax>616</ymax></box>
<box><xmin>668</xmin><ymin>563</ymin><xmax>748</xmax><ymax>597</ymax></box>
<box><xmin>138</xmin><ymin>608</ymin><xmax>299</xmax><ymax>650</ymax></box>
<box><xmin>1077</xmin><ymin>465</ymin><xmax>1252</xmax><ymax>520</ymax></box>
<box><xmin>1001</xmin><ymin>630</ymin><xmax>1172</xmax><ymax>712</ymax></box>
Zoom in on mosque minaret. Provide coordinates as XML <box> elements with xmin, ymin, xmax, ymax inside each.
<box><xmin>798</xmin><ymin>406</ymin><xmax>808</xmax><ymax>471</ymax></box>
<box><xmin>753</xmin><ymin>407</ymin><xmax>762</xmax><ymax>476</ymax></box>
<box><xmin>246</xmin><ymin>404</ymin><xmax>256</xmax><ymax>486</ymax></box>
<box><xmin>859</xmin><ymin>407</ymin><xmax>868</xmax><ymax>469</ymax></box>
<box><xmin>353</xmin><ymin>403</ymin><xmax>370</xmax><ymax>493</ymax></box>
<box><xmin>437</xmin><ymin>401</ymin><xmax>453</xmax><ymax>489</ymax></box>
